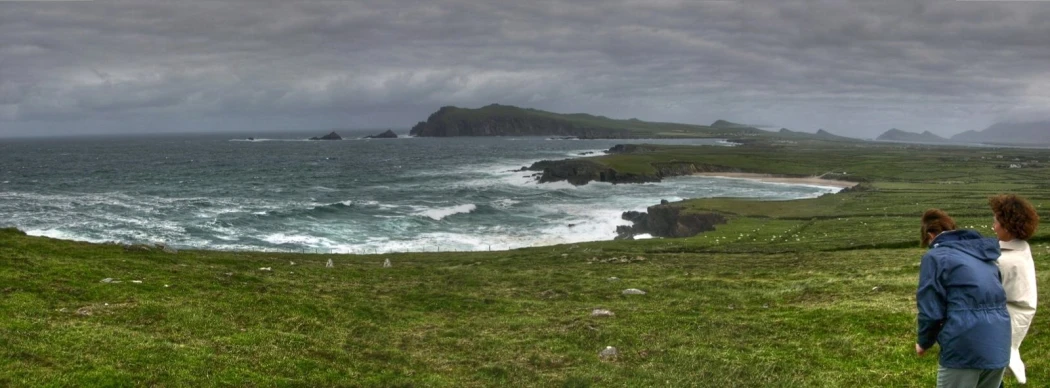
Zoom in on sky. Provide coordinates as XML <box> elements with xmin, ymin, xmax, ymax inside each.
<box><xmin>0</xmin><ymin>0</ymin><xmax>1048</xmax><ymax>139</ymax></box>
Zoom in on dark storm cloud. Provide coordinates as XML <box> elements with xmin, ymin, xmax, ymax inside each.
<box><xmin>0</xmin><ymin>0</ymin><xmax>1047</xmax><ymax>137</ymax></box>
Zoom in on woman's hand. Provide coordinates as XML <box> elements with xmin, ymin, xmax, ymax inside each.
<box><xmin>915</xmin><ymin>343</ymin><xmax>926</xmax><ymax>356</ymax></box>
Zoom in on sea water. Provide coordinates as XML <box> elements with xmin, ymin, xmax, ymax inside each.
<box><xmin>0</xmin><ymin>132</ymin><xmax>839</xmax><ymax>252</ymax></box>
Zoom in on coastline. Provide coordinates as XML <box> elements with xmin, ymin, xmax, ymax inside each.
<box><xmin>693</xmin><ymin>172</ymin><xmax>859</xmax><ymax>189</ymax></box>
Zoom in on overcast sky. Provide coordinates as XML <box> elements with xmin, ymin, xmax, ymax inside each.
<box><xmin>1</xmin><ymin>0</ymin><xmax>1048</xmax><ymax>138</ymax></box>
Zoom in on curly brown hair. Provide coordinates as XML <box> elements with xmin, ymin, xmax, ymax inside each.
<box><xmin>989</xmin><ymin>194</ymin><xmax>1039</xmax><ymax>241</ymax></box>
<box><xmin>920</xmin><ymin>208</ymin><xmax>956</xmax><ymax>248</ymax></box>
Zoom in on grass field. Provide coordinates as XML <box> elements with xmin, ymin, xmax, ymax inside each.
<box><xmin>2</xmin><ymin>140</ymin><xmax>1049</xmax><ymax>387</ymax></box>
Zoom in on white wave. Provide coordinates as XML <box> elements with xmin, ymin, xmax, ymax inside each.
<box><xmin>25</xmin><ymin>224</ymin><xmax>208</xmax><ymax>249</ymax></box>
<box><xmin>564</xmin><ymin>149</ymin><xmax>606</xmax><ymax>157</ymax></box>
<box><xmin>414</xmin><ymin>204</ymin><xmax>477</xmax><ymax>220</ymax></box>
<box><xmin>689</xmin><ymin>176</ymin><xmax>842</xmax><ymax>195</ymax></box>
<box><xmin>263</xmin><ymin>233</ymin><xmax>335</xmax><ymax>246</ymax></box>
<box><xmin>311</xmin><ymin>207</ymin><xmax>633</xmax><ymax>252</ymax></box>
<box><xmin>26</xmin><ymin>228</ymin><xmax>109</xmax><ymax>243</ymax></box>
<box><xmin>634</xmin><ymin>234</ymin><xmax>655</xmax><ymax>240</ymax></box>
<box><xmin>195</xmin><ymin>207</ymin><xmax>246</xmax><ymax>218</ymax></box>
<box><xmin>491</xmin><ymin>198</ymin><xmax>521</xmax><ymax>209</ymax></box>
<box><xmin>340</xmin><ymin>200</ymin><xmax>389</xmax><ymax>208</ymax></box>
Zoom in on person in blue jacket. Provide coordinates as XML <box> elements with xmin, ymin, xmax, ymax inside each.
<box><xmin>915</xmin><ymin>209</ymin><xmax>1011</xmax><ymax>388</ymax></box>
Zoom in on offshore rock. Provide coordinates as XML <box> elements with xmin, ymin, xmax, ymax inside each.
<box><xmin>309</xmin><ymin>131</ymin><xmax>342</xmax><ymax>141</ymax></box>
<box><xmin>365</xmin><ymin>129</ymin><xmax>398</xmax><ymax>139</ymax></box>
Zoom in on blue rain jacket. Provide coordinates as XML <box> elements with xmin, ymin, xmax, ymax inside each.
<box><xmin>916</xmin><ymin>229</ymin><xmax>1010</xmax><ymax>369</ymax></box>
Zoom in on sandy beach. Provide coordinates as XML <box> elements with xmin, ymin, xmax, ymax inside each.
<box><xmin>693</xmin><ymin>172</ymin><xmax>859</xmax><ymax>189</ymax></box>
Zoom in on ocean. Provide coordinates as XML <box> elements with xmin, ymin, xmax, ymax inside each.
<box><xmin>0</xmin><ymin>131</ymin><xmax>840</xmax><ymax>253</ymax></box>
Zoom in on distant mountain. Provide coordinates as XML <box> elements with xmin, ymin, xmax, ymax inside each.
<box><xmin>772</xmin><ymin>127</ymin><xmax>859</xmax><ymax>142</ymax></box>
<box><xmin>409</xmin><ymin>104</ymin><xmax>765</xmax><ymax>138</ymax></box>
<box><xmin>875</xmin><ymin>128</ymin><xmax>947</xmax><ymax>143</ymax></box>
<box><xmin>951</xmin><ymin>130</ymin><xmax>982</xmax><ymax>142</ymax></box>
<box><xmin>710</xmin><ymin>120</ymin><xmax>759</xmax><ymax>130</ymax></box>
<box><xmin>950</xmin><ymin>121</ymin><xmax>1050</xmax><ymax>145</ymax></box>
<box><xmin>815</xmin><ymin>129</ymin><xmax>857</xmax><ymax>141</ymax></box>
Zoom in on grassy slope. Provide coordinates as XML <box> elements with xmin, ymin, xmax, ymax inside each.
<box><xmin>3</xmin><ymin>141</ymin><xmax>1050</xmax><ymax>387</ymax></box>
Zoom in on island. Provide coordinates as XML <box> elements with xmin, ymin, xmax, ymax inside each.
<box><xmin>309</xmin><ymin>131</ymin><xmax>342</xmax><ymax>141</ymax></box>
<box><xmin>364</xmin><ymin>129</ymin><xmax>398</xmax><ymax>139</ymax></box>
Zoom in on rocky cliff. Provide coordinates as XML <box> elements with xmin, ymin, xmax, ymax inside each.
<box><xmin>528</xmin><ymin>145</ymin><xmax>744</xmax><ymax>185</ymax></box>
<box><xmin>528</xmin><ymin>159</ymin><xmax>661</xmax><ymax>185</ymax></box>
<box><xmin>527</xmin><ymin>159</ymin><xmax>744</xmax><ymax>185</ymax></box>
<box><xmin>617</xmin><ymin>205</ymin><xmax>727</xmax><ymax>239</ymax></box>
<box><xmin>605</xmin><ymin>144</ymin><xmax>663</xmax><ymax>154</ymax></box>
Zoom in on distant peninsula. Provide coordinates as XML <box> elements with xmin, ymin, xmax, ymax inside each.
<box><xmin>408</xmin><ymin>104</ymin><xmax>764</xmax><ymax>139</ymax></box>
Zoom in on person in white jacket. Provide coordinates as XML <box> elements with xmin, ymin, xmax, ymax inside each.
<box><xmin>989</xmin><ymin>194</ymin><xmax>1039</xmax><ymax>385</ymax></box>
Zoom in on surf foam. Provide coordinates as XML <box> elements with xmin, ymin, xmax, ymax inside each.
<box><xmin>414</xmin><ymin>204</ymin><xmax>477</xmax><ymax>220</ymax></box>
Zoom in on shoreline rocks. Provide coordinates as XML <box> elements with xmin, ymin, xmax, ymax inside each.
<box><xmin>616</xmin><ymin>204</ymin><xmax>727</xmax><ymax>239</ymax></box>
<box><xmin>527</xmin><ymin>159</ymin><xmax>659</xmax><ymax>186</ymax></box>
<box><xmin>528</xmin><ymin>145</ymin><xmax>745</xmax><ymax>186</ymax></box>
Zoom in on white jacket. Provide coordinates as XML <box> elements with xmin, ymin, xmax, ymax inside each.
<box><xmin>998</xmin><ymin>239</ymin><xmax>1038</xmax><ymax>384</ymax></box>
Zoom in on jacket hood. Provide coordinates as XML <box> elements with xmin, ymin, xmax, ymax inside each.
<box><xmin>932</xmin><ymin>229</ymin><xmax>1001</xmax><ymax>262</ymax></box>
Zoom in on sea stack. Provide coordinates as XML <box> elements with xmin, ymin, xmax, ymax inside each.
<box><xmin>309</xmin><ymin>131</ymin><xmax>342</xmax><ymax>141</ymax></box>
<box><xmin>365</xmin><ymin>129</ymin><xmax>398</xmax><ymax>139</ymax></box>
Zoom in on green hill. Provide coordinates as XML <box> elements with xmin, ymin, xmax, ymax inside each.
<box><xmin>408</xmin><ymin>104</ymin><xmax>765</xmax><ymax>138</ymax></box>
